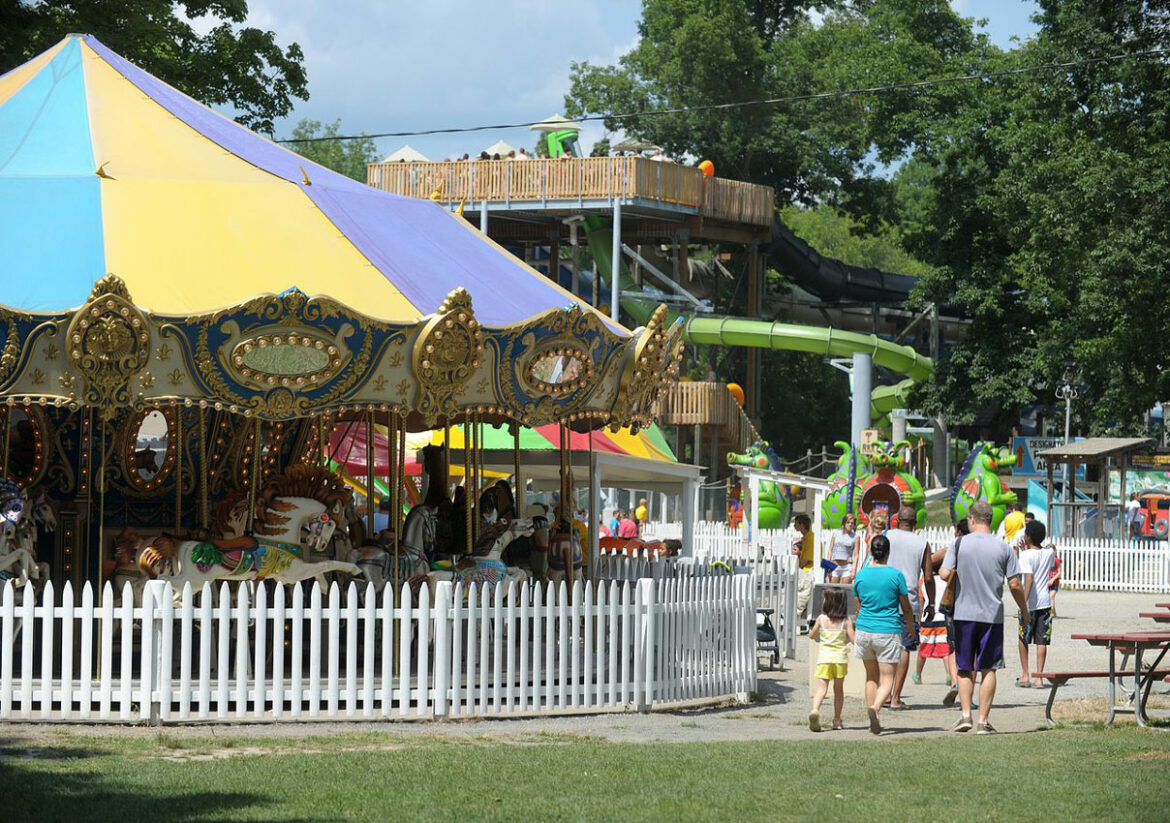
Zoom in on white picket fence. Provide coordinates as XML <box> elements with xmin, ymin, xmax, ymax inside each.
<box><xmin>0</xmin><ymin>574</ymin><xmax>756</xmax><ymax>723</ymax></box>
<box><xmin>647</xmin><ymin>521</ymin><xmax>1170</xmax><ymax>594</ymax></box>
<box><xmin>597</xmin><ymin>548</ymin><xmax>800</xmax><ymax>659</ymax></box>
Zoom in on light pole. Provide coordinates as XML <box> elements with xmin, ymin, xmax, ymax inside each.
<box><xmin>1054</xmin><ymin>363</ymin><xmax>1082</xmax><ymax>535</ymax></box>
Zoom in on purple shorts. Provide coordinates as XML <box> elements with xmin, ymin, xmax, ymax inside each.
<box><xmin>952</xmin><ymin>620</ymin><xmax>1005</xmax><ymax>673</ymax></box>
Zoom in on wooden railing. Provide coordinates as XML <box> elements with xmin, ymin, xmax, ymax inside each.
<box><xmin>658</xmin><ymin>382</ymin><xmax>760</xmax><ymax>452</ymax></box>
<box><xmin>367</xmin><ymin>157</ymin><xmax>775</xmax><ymax>227</ymax></box>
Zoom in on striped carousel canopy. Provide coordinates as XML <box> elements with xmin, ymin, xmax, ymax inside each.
<box><xmin>0</xmin><ymin>35</ymin><xmax>622</xmax><ymax>331</ymax></box>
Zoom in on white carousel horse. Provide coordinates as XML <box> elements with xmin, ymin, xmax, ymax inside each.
<box><xmin>0</xmin><ymin>480</ymin><xmax>42</xmax><ymax>592</ymax></box>
<box><xmin>14</xmin><ymin>487</ymin><xmax>54</xmax><ymax>590</ymax></box>
<box><xmin>139</xmin><ymin>466</ymin><xmax>363</xmax><ymax>596</ymax></box>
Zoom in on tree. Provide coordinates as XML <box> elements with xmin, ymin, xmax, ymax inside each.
<box><xmin>0</xmin><ymin>0</ymin><xmax>307</xmax><ymax>134</ymax></box>
<box><xmin>565</xmin><ymin>0</ymin><xmax>992</xmax><ymax>223</ymax></box>
<box><xmin>285</xmin><ymin>119</ymin><xmax>378</xmax><ymax>182</ymax></box>
<box><xmin>902</xmin><ymin>1</ymin><xmax>1170</xmax><ymax>434</ymax></box>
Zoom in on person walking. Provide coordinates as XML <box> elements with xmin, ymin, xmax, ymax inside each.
<box><xmin>940</xmin><ymin>501</ymin><xmax>1030</xmax><ymax>734</ymax></box>
<box><xmin>1017</xmin><ymin>520</ymin><xmax>1057</xmax><ymax>687</ymax></box>
<box><xmin>851</xmin><ymin>512</ymin><xmax>887</xmax><ymax>574</ymax></box>
<box><xmin>853</xmin><ymin>533</ymin><xmax>916</xmax><ymax>735</ymax></box>
<box><xmin>808</xmin><ymin>587</ymin><xmax>855</xmax><ymax>732</ymax></box>
<box><xmin>885</xmin><ymin>512</ymin><xmax>932</xmax><ymax>710</ymax></box>
<box><xmin>828</xmin><ymin>514</ymin><xmax>858</xmax><ymax>583</ymax></box>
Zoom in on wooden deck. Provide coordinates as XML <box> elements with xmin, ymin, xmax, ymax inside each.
<box><xmin>367</xmin><ymin>157</ymin><xmax>775</xmax><ymax>228</ymax></box>
<box><xmin>658</xmin><ymin>382</ymin><xmax>760</xmax><ymax>454</ymax></box>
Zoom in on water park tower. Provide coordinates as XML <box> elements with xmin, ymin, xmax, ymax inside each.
<box><xmin>367</xmin><ymin>134</ymin><xmax>948</xmax><ymax>482</ymax></box>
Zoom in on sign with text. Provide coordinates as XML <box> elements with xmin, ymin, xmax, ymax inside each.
<box><xmin>1010</xmin><ymin>436</ymin><xmax>1086</xmax><ymax>480</ymax></box>
<box><xmin>860</xmin><ymin>428</ymin><xmax>880</xmax><ymax>455</ymax></box>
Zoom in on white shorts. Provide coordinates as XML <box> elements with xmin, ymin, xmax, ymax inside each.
<box><xmin>855</xmin><ymin>631</ymin><xmax>903</xmax><ymax>664</ymax></box>
<box><xmin>830</xmin><ymin>561</ymin><xmax>852</xmax><ymax>577</ymax></box>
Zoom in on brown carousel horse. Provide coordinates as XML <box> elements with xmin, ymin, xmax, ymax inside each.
<box><xmin>139</xmin><ymin>465</ymin><xmax>361</xmax><ymax>593</ymax></box>
<box><xmin>598</xmin><ymin>536</ymin><xmax>682</xmax><ymax>557</ymax></box>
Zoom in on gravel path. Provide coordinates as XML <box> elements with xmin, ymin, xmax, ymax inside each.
<box><xmin>3</xmin><ymin>590</ymin><xmax>1167</xmax><ymax>746</ymax></box>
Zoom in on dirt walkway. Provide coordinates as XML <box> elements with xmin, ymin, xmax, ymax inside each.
<box><xmin>3</xmin><ymin>590</ymin><xmax>1167</xmax><ymax>747</ymax></box>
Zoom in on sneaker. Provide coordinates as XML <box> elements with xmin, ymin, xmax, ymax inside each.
<box><xmin>867</xmin><ymin>707</ymin><xmax>882</xmax><ymax>735</ymax></box>
<box><xmin>942</xmin><ymin>684</ymin><xmax>959</xmax><ymax>708</ymax></box>
<box><xmin>952</xmin><ymin>715</ymin><xmax>973</xmax><ymax>733</ymax></box>
<box><xmin>976</xmin><ymin>721</ymin><xmax>997</xmax><ymax>735</ymax></box>
<box><xmin>809</xmin><ymin>711</ymin><xmax>821</xmax><ymax>732</ymax></box>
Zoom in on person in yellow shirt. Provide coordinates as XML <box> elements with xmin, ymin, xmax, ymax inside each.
<box><xmin>635</xmin><ymin>498</ymin><xmax>649</xmax><ymax>534</ymax></box>
<box><xmin>1003</xmin><ymin>503</ymin><xmax>1026</xmax><ymax>551</ymax></box>
<box><xmin>793</xmin><ymin>513</ymin><xmax>815</xmax><ymax>624</ymax></box>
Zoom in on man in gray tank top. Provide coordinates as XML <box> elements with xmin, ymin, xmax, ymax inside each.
<box><xmin>884</xmin><ymin>511</ymin><xmax>933</xmax><ymax>709</ymax></box>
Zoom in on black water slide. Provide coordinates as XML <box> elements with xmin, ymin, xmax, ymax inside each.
<box><xmin>765</xmin><ymin>219</ymin><xmax>918</xmax><ymax>304</ymax></box>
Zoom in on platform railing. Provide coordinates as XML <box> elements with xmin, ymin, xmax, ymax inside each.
<box><xmin>658</xmin><ymin>382</ymin><xmax>761</xmax><ymax>453</ymax></box>
<box><xmin>367</xmin><ymin>157</ymin><xmax>775</xmax><ymax>227</ymax></box>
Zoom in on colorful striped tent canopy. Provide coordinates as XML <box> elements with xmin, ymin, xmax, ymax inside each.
<box><xmin>0</xmin><ymin>36</ymin><xmax>622</xmax><ymax>330</ymax></box>
<box><xmin>329</xmin><ymin>422</ymin><xmax>676</xmax><ymax>477</ymax></box>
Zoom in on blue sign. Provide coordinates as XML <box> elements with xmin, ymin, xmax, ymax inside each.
<box><xmin>1010</xmin><ymin>436</ymin><xmax>1086</xmax><ymax>480</ymax></box>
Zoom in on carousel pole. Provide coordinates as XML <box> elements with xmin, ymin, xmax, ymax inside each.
<box><xmin>464</xmin><ymin>413</ymin><xmax>473</xmax><ymax>556</ymax></box>
<box><xmin>174</xmin><ymin>406</ymin><xmax>183</xmax><ymax>534</ymax></box>
<box><xmin>97</xmin><ymin>414</ymin><xmax>108</xmax><ymax>589</ymax></box>
<box><xmin>198</xmin><ymin>406</ymin><xmax>209</xmax><ymax>531</ymax></box>
<box><xmin>389</xmin><ymin>411</ymin><xmax>401</xmax><ymax>600</ymax></box>
<box><xmin>246</xmin><ymin>417</ymin><xmax>261</xmax><ymax>534</ymax></box>
<box><xmin>1</xmin><ymin>404</ymin><xmax>9</xmax><ymax>478</ymax></box>
<box><xmin>366</xmin><ymin>409</ymin><xmax>376</xmax><ymax>540</ymax></box>
<box><xmin>588</xmin><ymin>424</ymin><xmax>596</xmax><ymax>584</ymax></box>
<box><xmin>512</xmin><ymin>423</ymin><xmax>521</xmax><ymax>513</ymax></box>
<box><xmin>443</xmin><ymin>420</ymin><xmax>451</xmax><ymax>494</ymax></box>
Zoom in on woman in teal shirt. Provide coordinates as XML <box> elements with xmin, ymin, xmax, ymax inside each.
<box><xmin>852</xmin><ymin>534</ymin><xmax>916</xmax><ymax>735</ymax></box>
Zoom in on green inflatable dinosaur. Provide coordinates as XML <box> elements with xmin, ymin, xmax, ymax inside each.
<box><xmin>950</xmin><ymin>442</ymin><xmax>1018</xmax><ymax>532</ymax></box>
<box><xmin>859</xmin><ymin>440</ymin><xmax>927</xmax><ymax>530</ymax></box>
<box><xmin>726</xmin><ymin>442</ymin><xmax>793</xmax><ymax>530</ymax></box>
<box><xmin>821</xmin><ymin>440</ymin><xmax>868</xmax><ymax>529</ymax></box>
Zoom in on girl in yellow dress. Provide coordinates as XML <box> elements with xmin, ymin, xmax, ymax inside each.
<box><xmin>808</xmin><ymin>587</ymin><xmax>855</xmax><ymax>731</ymax></box>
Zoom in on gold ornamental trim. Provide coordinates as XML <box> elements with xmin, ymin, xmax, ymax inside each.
<box><xmin>65</xmin><ymin>275</ymin><xmax>151</xmax><ymax>419</ymax></box>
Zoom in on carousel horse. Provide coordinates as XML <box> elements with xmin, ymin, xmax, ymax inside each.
<box><xmin>402</xmin><ymin>445</ymin><xmax>447</xmax><ymax>563</ymax></box>
<box><xmin>138</xmin><ymin>465</ymin><xmax>362</xmax><ymax>595</ymax></box>
<box><xmin>102</xmin><ymin>528</ymin><xmax>149</xmax><ymax>605</ymax></box>
<box><xmin>598</xmin><ymin>536</ymin><xmax>682</xmax><ymax>557</ymax></box>
<box><xmin>14</xmin><ymin>487</ymin><xmax>54</xmax><ymax>589</ymax></box>
<box><xmin>0</xmin><ymin>479</ymin><xmax>42</xmax><ymax>591</ymax></box>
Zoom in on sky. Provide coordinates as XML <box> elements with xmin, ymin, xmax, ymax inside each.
<box><xmin>232</xmin><ymin>0</ymin><xmax>1041</xmax><ymax>163</ymax></box>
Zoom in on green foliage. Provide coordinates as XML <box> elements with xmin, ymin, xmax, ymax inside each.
<box><xmin>589</xmin><ymin>136</ymin><xmax>612</xmax><ymax>157</ymax></box>
<box><xmin>903</xmin><ymin>1</ymin><xmax>1170</xmax><ymax>433</ymax></box>
<box><xmin>779</xmin><ymin>204</ymin><xmax>934</xmax><ymax>278</ymax></box>
<box><xmin>285</xmin><ymin>119</ymin><xmax>378</xmax><ymax>182</ymax></box>
<box><xmin>0</xmin><ymin>0</ymin><xmax>308</xmax><ymax>134</ymax></box>
<box><xmin>566</xmin><ymin>0</ymin><xmax>990</xmax><ymax>223</ymax></box>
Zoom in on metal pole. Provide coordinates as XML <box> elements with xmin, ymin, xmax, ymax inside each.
<box><xmin>479</xmin><ymin>200</ymin><xmax>488</xmax><ymax>234</ymax></box>
<box><xmin>850</xmin><ymin>353</ymin><xmax>873</xmax><ymax>449</ymax></box>
<box><xmin>610</xmin><ymin>200</ymin><xmax>622</xmax><ymax>322</ymax></box>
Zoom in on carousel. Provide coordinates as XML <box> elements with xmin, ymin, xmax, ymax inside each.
<box><xmin>0</xmin><ymin>35</ymin><xmax>684</xmax><ymax>604</ymax></box>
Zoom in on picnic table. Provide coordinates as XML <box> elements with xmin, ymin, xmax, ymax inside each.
<box><xmin>1064</xmin><ymin>630</ymin><xmax>1170</xmax><ymax>728</ymax></box>
<box><xmin>1140</xmin><ymin>611</ymin><xmax>1170</xmax><ymax>624</ymax></box>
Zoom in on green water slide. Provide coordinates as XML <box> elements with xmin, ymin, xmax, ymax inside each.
<box><xmin>584</xmin><ymin>220</ymin><xmax>928</xmax><ymax>419</ymax></box>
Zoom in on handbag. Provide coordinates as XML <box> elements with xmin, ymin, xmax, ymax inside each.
<box><xmin>939</xmin><ymin>535</ymin><xmax>963</xmax><ymax>616</ymax></box>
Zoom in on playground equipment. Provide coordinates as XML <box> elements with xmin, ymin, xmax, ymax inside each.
<box><xmin>858</xmin><ymin>440</ymin><xmax>927</xmax><ymax>530</ymax></box>
<box><xmin>726</xmin><ymin>442</ymin><xmax>793</xmax><ymax>530</ymax></box>
<box><xmin>950</xmin><ymin>442</ymin><xmax>1018</xmax><ymax>531</ymax></box>
<box><xmin>821</xmin><ymin>441</ymin><xmax>868</xmax><ymax>530</ymax></box>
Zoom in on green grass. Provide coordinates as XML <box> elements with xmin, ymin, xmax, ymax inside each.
<box><xmin>1</xmin><ymin>726</ymin><xmax>1168</xmax><ymax>821</ymax></box>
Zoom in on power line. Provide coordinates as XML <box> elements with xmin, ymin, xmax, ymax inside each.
<box><xmin>277</xmin><ymin>47</ymin><xmax>1170</xmax><ymax>144</ymax></box>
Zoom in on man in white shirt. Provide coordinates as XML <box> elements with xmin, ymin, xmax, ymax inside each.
<box><xmin>1017</xmin><ymin>519</ymin><xmax>1056</xmax><ymax>687</ymax></box>
<box><xmin>1126</xmin><ymin>493</ymin><xmax>1142</xmax><ymax>541</ymax></box>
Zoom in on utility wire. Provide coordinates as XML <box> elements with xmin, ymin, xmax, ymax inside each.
<box><xmin>278</xmin><ymin>47</ymin><xmax>1170</xmax><ymax>144</ymax></box>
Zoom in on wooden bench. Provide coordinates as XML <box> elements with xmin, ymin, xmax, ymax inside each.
<box><xmin>1034</xmin><ymin>669</ymin><xmax>1170</xmax><ymax>726</ymax></box>
<box><xmin>1141</xmin><ymin>611</ymin><xmax>1170</xmax><ymax>623</ymax></box>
